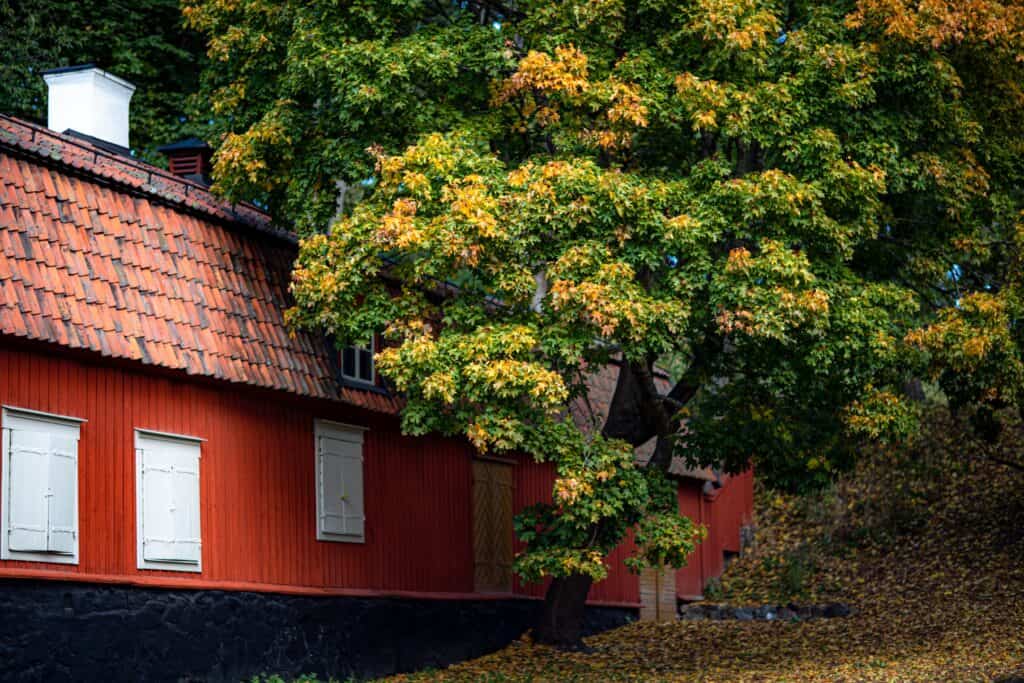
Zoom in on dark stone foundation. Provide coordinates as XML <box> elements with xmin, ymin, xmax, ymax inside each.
<box><xmin>0</xmin><ymin>580</ymin><xmax>634</xmax><ymax>682</ymax></box>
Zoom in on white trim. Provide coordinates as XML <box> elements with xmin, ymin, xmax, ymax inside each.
<box><xmin>134</xmin><ymin>428</ymin><xmax>206</xmax><ymax>445</ymax></box>
<box><xmin>314</xmin><ymin>419</ymin><xmax>368</xmax><ymax>436</ymax></box>
<box><xmin>43</xmin><ymin>66</ymin><xmax>137</xmax><ymax>93</ymax></box>
<box><xmin>314</xmin><ymin>420</ymin><xmax>366</xmax><ymax>544</ymax></box>
<box><xmin>2</xmin><ymin>405</ymin><xmax>87</xmax><ymax>425</ymax></box>
<box><xmin>341</xmin><ymin>338</ymin><xmax>376</xmax><ymax>384</ymax></box>
<box><xmin>1</xmin><ymin>407</ymin><xmax>82</xmax><ymax>565</ymax></box>
<box><xmin>135</xmin><ymin>430</ymin><xmax>203</xmax><ymax>573</ymax></box>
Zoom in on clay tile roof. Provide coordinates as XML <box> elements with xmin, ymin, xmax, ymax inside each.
<box><xmin>0</xmin><ymin>115</ymin><xmax>400</xmax><ymax>415</ymax></box>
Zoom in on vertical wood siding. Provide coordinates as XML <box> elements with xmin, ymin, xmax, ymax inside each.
<box><xmin>0</xmin><ymin>344</ymin><xmax>474</xmax><ymax>595</ymax></box>
<box><xmin>0</xmin><ymin>343</ymin><xmax>751</xmax><ymax>607</ymax></box>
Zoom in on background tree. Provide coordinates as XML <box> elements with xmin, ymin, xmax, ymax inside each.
<box><xmin>0</xmin><ymin>0</ymin><xmax>207</xmax><ymax>160</ymax></box>
<box><xmin>188</xmin><ymin>0</ymin><xmax>1024</xmax><ymax>645</ymax></box>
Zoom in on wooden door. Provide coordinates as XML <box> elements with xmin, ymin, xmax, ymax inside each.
<box><xmin>472</xmin><ymin>459</ymin><xmax>514</xmax><ymax>593</ymax></box>
<box><xmin>639</xmin><ymin>564</ymin><xmax>677</xmax><ymax>622</ymax></box>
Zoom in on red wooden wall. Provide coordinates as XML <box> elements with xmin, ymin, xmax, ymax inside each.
<box><xmin>0</xmin><ymin>343</ymin><xmax>477</xmax><ymax>596</ymax></box>
<box><xmin>675</xmin><ymin>470</ymin><xmax>754</xmax><ymax>599</ymax></box>
<box><xmin>0</xmin><ymin>342</ymin><xmax>752</xmax><ymax>607</ymax></box>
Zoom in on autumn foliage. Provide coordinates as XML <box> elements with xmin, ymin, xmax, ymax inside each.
<box><xmin>188</xmin><ymin>0</ymin><xmax>1024</xmax><ymax>637</ymax></box>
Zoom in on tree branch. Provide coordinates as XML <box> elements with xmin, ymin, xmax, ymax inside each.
<box><xmin>472</xmin><ymin>0</ymin><xmax>526</xmax><ymax>21</ymax></box>
<box><xmin>983</xmin><ymin>451</ymin><xmax>1024</xmax><ymax>472</ymax></box>
<box><xmin>429</xmin><ymin>0</ymin><xmax>454</xmax><ymax>24</ymax></box>
<box><xmin>656</xmin><ymin>394</ymin><xmax>687</xmax><ymax>411</ymax></box>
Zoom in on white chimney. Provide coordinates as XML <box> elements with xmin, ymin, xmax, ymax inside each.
<box><xmin>42</xmin><ymin>65</ymin><xmax>136</xmax><ymax>150</ymax></box>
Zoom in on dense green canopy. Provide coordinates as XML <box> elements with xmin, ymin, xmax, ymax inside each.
<box><xmin>0</xmin><ymin>0</ymin><xmax>207</xmax><ymax>160</ymax></box>
<box><xmin>188</xmin><ymin>0</ymin><xmax>1024</xmax><ymax>642</ymax></box>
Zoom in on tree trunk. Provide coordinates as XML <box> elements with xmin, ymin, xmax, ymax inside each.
<box><xmin>533</xmin><ymin>572</ymin><xmax>594</xmax><ymax>649</ymax></box>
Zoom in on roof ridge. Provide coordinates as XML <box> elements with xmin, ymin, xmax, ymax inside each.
<box><xmin>0</xmin><ymin>114</ymin><xmax>296</xmax><ymax>245</ymax></box>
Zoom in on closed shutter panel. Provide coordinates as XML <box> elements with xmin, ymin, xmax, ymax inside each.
<box><xmin>46</xmin><ymin>434</ymin><xmax>78</xmax><ymax>554</ymax></box>
<box><xmin>141</xmin><ymin>442</ymin><xmax>176</xmax><ymax>561</ymax></box>
<box><xmin>318</xmin><ymin>436</ymin><xmax>346</xmax><ymax>536</ymax></box>
<box><xmin>316</xmin><ymin>425</ymin><xmax>364</xmax><ymax>540</ymax></box>
<box><xmin>140</xmin><ymin>436</ymin><xmax>201</xmax><ymax>565</ymax></box>
<box><xmin>7</xmin><ymin>429</ymin><xmax>50</xmax><ymax>552</ymax></box>
<box><xmin>339</xmin><ymin>443</ymin><xmax>364</xmax><ymax>537</ymax></box>
<box><xmin>170</xmin><ymin>442</ymin><xmax>201</xmax><ymax>564</ymax></box>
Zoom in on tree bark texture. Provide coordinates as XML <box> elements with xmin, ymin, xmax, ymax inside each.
<box><xmin>533</xmin><ymin>572</ymin><xmax>595</xmax><ymax>648</ymax></box>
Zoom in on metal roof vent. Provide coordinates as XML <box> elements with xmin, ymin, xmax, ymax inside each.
<box><xmin>42</xmin><ymin>64</ymin><xmax>136</xmax><ymax>151</ymax></box>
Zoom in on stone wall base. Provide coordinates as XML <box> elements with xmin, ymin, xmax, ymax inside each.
<box><xmin>0</xmin><ymin>580</ymin><xmax>634</xmax><ymax>682</ymax></box>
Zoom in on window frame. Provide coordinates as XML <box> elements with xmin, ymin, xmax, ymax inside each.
<box><xmin>1</xmin><ymin>406</ymin><xmax>85</xmax><ymax>565</ymax></box>
<box><xmin>135</xmin><ymin>428</ymin><xmax>204</xmax><ymax>573</ymax></box>
<box><xmin>314</xmin><ymin>419</ymin><xmax>367</xmax><ymax>544</ymax></box>
<box><xmin>340</xmin><ymin>337</ymin><xmax>376</xmax><ymax>386</ymax></box>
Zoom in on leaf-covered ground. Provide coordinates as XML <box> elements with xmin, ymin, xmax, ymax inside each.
<box><xmin>386</xmin><ymin>410</ymin><xmax>1024</xmax><ymax>682</ymax></box>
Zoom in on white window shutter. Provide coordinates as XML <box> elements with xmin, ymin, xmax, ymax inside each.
<box><xmin>46</xmin><ymin>434</ymin><xmax>78</xmax><ymax>554</ymax></box>
<box><xmin>139</xmin><ymin>436</ymin><xmax>201</xmax><ymax>566</ymax></box>
<box><xmin>316</xmin><ymin>423</ymin><xmax>365</xmax><ymax>541</ymax></box>
<box><xmin>7</xmin><ymin>429</ymin><xmax>50</xmax><ymax>552</ymax></box>
<box><xmin>3</xmin><ymin>409</ymin><xmax>81</xmax><ymax>563</ymax></box>
<box><xmin>141</xmin><ymin>443</ymin><xmax>176</xmax><ymax>561</ymax></box>
<box><xmin>339</xmin><ymin>445</ymin><xmax>364</xmax><ymax>537</ymax></box>
<box><xmin>318</xmin><ymin>437</ymin><xmax>347</xmax><ymax>537</ymax></box>
<box><xmin>170</xmin><ymin>445</ymin><xmax>201</xmax><ymax>564</ymax></box>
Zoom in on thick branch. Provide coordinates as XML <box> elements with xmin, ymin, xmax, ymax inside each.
<box><xmin>602</xmin><ymin>359</ymin><xmax>702</xmax><ymax>472</ymax></box>
<box><xmin>667</xmin><ymin>378</ymin><xmax>699</xmax><ymax>407</ymax></box>
<box><xmin>602</xmin><ymin>361</ymin><xmax>661</xmax><ymax>445</ymax></box>
<box><xmin>656</xmin><ymin>394</ymin><xmax>687</xmax><ymax>411</ymax></box>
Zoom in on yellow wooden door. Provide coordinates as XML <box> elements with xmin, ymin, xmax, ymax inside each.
<box><xmin>473</xmin><ymin>459</ymin><xmax>514</xmax><ymax>593</ymax></box>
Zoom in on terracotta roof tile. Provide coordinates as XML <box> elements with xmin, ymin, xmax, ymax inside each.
<box><xmin>0</xmin><ymin>115</ymin><xmax>400</xmax><ymax>415</ymax></box>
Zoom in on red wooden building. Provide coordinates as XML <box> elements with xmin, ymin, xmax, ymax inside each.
<box><xmin>0</xmin><ymin>66</ymin><xmax>752</xmax><ymax>680</ymax></box>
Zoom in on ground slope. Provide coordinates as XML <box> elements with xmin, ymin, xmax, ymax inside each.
<box><xmin>387</xmin><ymin>409</ymin><xmax>1024</xmax><ymax>682</ymax></box>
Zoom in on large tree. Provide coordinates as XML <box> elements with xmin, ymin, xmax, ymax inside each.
<box><xmin>188</xmin><ymin>0</ymin><xmax>1024</xmax><ymax>645</ymax></box>
<box><xmin>0</xmin><ymin>0</ymin><xmax>207</xmax><ymax>160</ymax></box>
